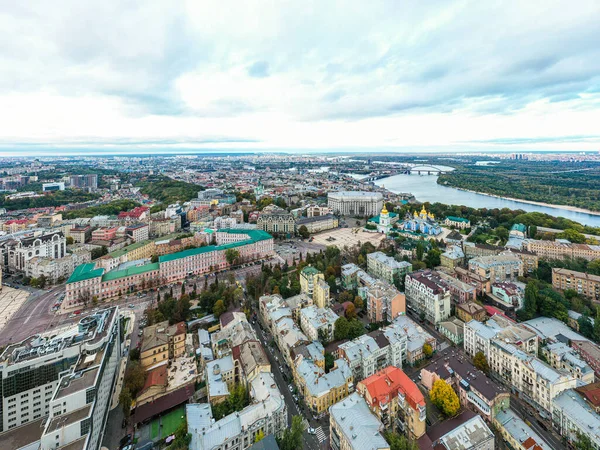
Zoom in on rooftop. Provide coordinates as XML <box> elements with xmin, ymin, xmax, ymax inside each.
<box><xmin>47</xmin><ymin>404</ymin><xmax>92</xmax><ymax>432</ymax></box>
<box><xmin>66</xmin><ymin>262</ymin><xmax>105</xmax><ymax>284</ymax></box>
<box><xmin>329</xmin><ymin>392</ymin><xmax>389</xmax><ymax>450</ymax></box>
<box><xmin>436</xmin><ymin>415</ymin><xmax>493</xmax><ymax>450</ymax></box>
<box><xmin>359</xmin><ymin>366</ymin><xmax>424</xmax><ymax>410</ymax></box>
<box><xmin>0</xmin><ymin>417</ymin><xmax>46</xmax><ymax>450</ymax></box>
<box><xmin>553</xmin><ymin>389</ymin><xmax>600</xmax><ymax>442</ymax></box>
<box><xmin>495</xmin><ymin>409</ymin><xmax>552</xmax><ymax>450</ymax></box>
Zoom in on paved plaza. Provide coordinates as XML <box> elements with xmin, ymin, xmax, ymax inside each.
<box><xmin>0</xmin><ymin>286</ymin><xmax>30</xmax><ymax>333</ymax></box>
<box><xmin>311</xmin><ymin>227</ymin><xmax>386</xmax><ymax>248</ymax></box>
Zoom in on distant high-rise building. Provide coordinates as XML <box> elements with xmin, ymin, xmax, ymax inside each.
<box><xmin>69</xmin><ymin>174</ymin><xmax>98</xmax><ymax>189</ymax></box>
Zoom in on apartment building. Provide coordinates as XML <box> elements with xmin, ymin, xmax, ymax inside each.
<box><xmin>494</xmin><ymin>409</ymin><xmax>552</xmax><ymax>450</ymax></box>
<box><xmin>300</xmin><ymin>265</ymin><xmax>330</xmax><ymax>308</ymax></box>
<box><xmin>140</xmin><ymin>321</ymin><xmax>186</xmax><ymax>370</ymax></box>
<box><xmin>65</xmin><ymin>229</ymin><xmax>274</xmax><ymax>307</ymax></box>
<box><xmin>405</xmin><ymin>270</ymin><xmax>451</xmax><ymax>324</ymax></box>
<box><xmin>552</xmin><ymin>267</ymin><xmax>600</xmax><ymax>301</ymax></box>
<box><xmin>542</xmin><ymin>342</ymin><xmax>595</xmax><ymax>384</ymax></box>
<box><xmin>211</xmin><ymin>312</ymin><xmax>257</xmax><ymax>357</ymax></box>
<box><xmin>125</xmin><ymin>223</ymin><xmax>149</xmax><ymax>242</ymax></box>
<box><xmin>299</xmin><ymin>306</ymin><xmax>339</xmax><ymax>343</ymax></box>
<box><xmin>25</xmin><ymin>252</ymin><xmax>90</xmax><ymax>284</ymax></box>
<box><xmin>188</xmin><ymin>372</ymin><xmax>287</xmax><ymax>449</ymax></box>
<box><xmin>468</xmin><ymin>254</ymin><xmax>523</xmax><ymax>283</ymax></box>
<box><xmin>421</xmin><ymin>348</ymin><xmax>510</xmax><ymax>423</ymax></box>
<box><xmin>69</xmin><ymin>174</ymin><xmax>98</xmax><ymax>189</ymax></box>
<box><xmin>296</xmin><ymin>358</ymin><xmax>353</xmax><ymax>414</ymax></box>
<box><xmin>91</xmin><ymin>227</ymin><xmax>118</xmax><ymax>241</ymax></box>
<box><xmin>488</xmin><ymin>339</ymin><xmax>577</xmax><ymax>412</ymax></box>
<box><xmin>456</xmin><ymin>301</ymin><xmax>486</xmax><ymax>323</ymax></box>
<box><xmin>232</xmin><ymin>340</ymin><xmax>270</xmax><ymax>383</ymax></box>
<box><xmin>329</xmin><ymin>393</ymin><xmax>390</xmax><ymax>450</ymax></box>
<box><xmin>437</xmin><ymin>271</ymin><xmax>477</xmax><ymax>304</ymax></box>
<box><xmin>0</xmin><ymin>308</ymin><xmax>120</xmax><ymax>450</ymax></box>
<box><xmin>463</xmin><ymin>316</ymin><xmax>538</xmax><ymax>358</ymax></box>
<box><xmin>356</xmin><ymin>366</ymin><xmax>426</xmax><ymax>439</ymax></box>
<box><xmin>366</xmin><ymin>283</ymin><xmax>406</xmax><ymax>323</ymax></box>
<box><xmin>206</xmin><ymin>355</ymin><xmax>236</xmax><ymax>404</ymax></box>
<box><xmin>366</xmin><ymin>251</ymin><xmax>412</xmax><ymax>286</ymax></box>
<box><xmin>524</xmin><ymin>239</ymin><xmax>600</xmax><ymax>261</ymax></box>
<box><xmin>552</xmin><ymin>389</ymin><xmax>600</xmax><ymax>449</ymax></box>
<box><xmin>434</xmin><ymin>415</ymin><xmax>495</xmax><ymax>450</ymax></box>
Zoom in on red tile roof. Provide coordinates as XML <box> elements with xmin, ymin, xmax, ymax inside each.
<box><xmin>140</xmin><ymin>365</ymin><xmax>167</xmax><ymax>394</ymax></box>
<box><xmin>484</xmin><ymin>305</ymin><xmax>514</xmax><ymax>321</ymax></box>
<box><xmin>359</xmin><ymin>366</ymin><xmax>425</xmax><ymax>410</ymax></box>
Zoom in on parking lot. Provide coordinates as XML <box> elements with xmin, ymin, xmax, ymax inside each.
<box><xmin>310</xmin><ymin>227</ymin><xmax>386</xmax><ymax>248</ymax></box>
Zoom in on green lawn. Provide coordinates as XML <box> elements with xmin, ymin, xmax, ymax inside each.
<box><xmin>150</xmin><ymin>405</ymin><xmax>186</xmax><ymax>440</ymax></box>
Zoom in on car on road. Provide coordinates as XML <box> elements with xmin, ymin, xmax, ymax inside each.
<box><xmin>308</xmin><ymin>427</ymin><xmax>316</xmax><ymax>435</ymax></box>
<box><xmin>288</xmin><ymin>384</ymin><xmax>294</xmax><ymax>392</ymax></box>
<box><xmin>128</xmin><ymin>304</ymin><xmax>135</xmax><ymax>308</ymax></box>
<box><xmin>119</xmin><ymin>434</ymin><xmax>132</xmax><ymax>449</ymax></box>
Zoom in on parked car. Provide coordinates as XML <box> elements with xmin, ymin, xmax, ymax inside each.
<box><xmin>308</xmin><ymin>428</ymin><xmax>316</xmax><ymax>435</ymax></box>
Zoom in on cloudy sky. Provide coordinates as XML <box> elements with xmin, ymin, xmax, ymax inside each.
<box><xmin>2</xmin><ymin>0</ymin><xmax>600</xmax><ymax>154</ymax></box>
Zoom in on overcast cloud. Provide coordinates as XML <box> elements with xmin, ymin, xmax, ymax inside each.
<box><xmin>1</xmin><ymin>0</ymin><xmax>600</xmax><ymax>153</ymax></box>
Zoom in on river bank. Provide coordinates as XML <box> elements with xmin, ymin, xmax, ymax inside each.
<box><xmin>449</xmin><ymin>186</ymin><xmax>600</xmax><ymax>217</ymax></box>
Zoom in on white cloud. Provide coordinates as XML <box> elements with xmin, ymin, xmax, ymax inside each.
<box><xmin>1</xmin><ymin>0</ymin><xmax>600</xmax><ymax>153</ymax></box>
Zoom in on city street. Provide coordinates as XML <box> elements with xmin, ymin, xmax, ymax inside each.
<box><xmin>250</xmin><ymin>319</ymin><xmax>327</xmax><ymax>450</ymax></box>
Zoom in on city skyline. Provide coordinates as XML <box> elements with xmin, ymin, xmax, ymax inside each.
<box><xmin>1</xmin><ymin>1</ymin><xmax>600</xmax><ymax>154</ymax></box>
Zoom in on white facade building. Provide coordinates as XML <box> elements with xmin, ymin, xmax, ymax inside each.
<box><xmin>327</xmin><ymin>191</ymin><xmax>384</xmax><ymax>217</ymax></box>
<box><xmin>405</xmin><ymin>270</ymin><xmax>451</xmax><ymax>324</ymax></box>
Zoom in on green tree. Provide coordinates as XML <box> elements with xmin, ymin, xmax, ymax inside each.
<box><xmin>416</xmin><ymin>241</ymin><xmax>425</xmax><ymax>261</ymax></box>
<box><xmin>473</xmin><ymin>351</ymin><xmax>490</xmax><ymax>374</ymax></box>
<box><xmin>423</xmin><ymin>343</ymin><xmax>433</xmax><ymax>358</ymax></box>
<box><xmin>151</xmin><ymin>254</ymin><xmax>159</xmax><ymax>263</ymax></box>
<box><xmin>345</xmin><ymin>303</ymin><xmax>357</xmax><ymax>320</ymax></box>
<box><xmin>119</xmin><ymin>387</ymin><xmax>133</xmax><ymax>418</ymax></box>
<box><xmin>213</xmin><ymin>299</ymin><xmax>226</xmax><ymax>318</ymax></box>
<box><xmin>557</xmin><ymin>228</ymin><xmax>587</xmax><ymax>243</ymax></box>
<box><xmin>384</xmin><ymin>431</ymin><xmax>418</xmax><ymax>450</ymax></box>
<box><xmin>66</xmin><ymin>236</ymin><xmax>74</xmax><ymax>245</ymax></box>
<box><xmin>324</xmin><ymin>352</ymin><xmax>335</xmax><ymax>373</ymax></box>
<box><xmin>354</xmin><ymin>296</ymin><xmax>364</xmax><ymax>310</ymax></box>
<box><xmin>123</xmin><ymin>361</ymin><xmax>147</xmax><ymax>396</ymax></box>
<box><xmin>430</xmin><ymin>379</ymin><xmax>460</xmax><ymax>417</ymax></box>
<box><xmin>425</xmin><ymin>248</ymin><xmax>441</xmax><ymax>268</ymax></box>
<box><xmin>278</xmin><ymin>415</ymin><xmax>304</xmax><ymax>450</ymax></box>
<box><xmin>225</xmin><ymin>248</ymin><xmax>240</xmax><ymax>266</ymax></box>
<box><xmin>334</xmin><ymin>317</ymin><xmax>349</xmax><ymax>341</ymax></box>
<box><xmin>298</xmin><ymin>225</ymin><xmax>310</xmax><ymax>239</ymax></box>
<box><xmin>574</xmin><ymin>432</ymin><xmax>594</xmax><ymax>450</ymax></box>
<box><xmin>594</xmin><ymin>309</ymin><xmax>600</xmax><ymax>342</ymax></box>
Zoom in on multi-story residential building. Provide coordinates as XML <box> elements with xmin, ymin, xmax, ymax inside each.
<box><xmin>356</xmin><ymin>366</ymin><xmax>426</xmax><ymax>439</ymax></box>
<box><xmin>37</xmin><ymin>213</ymin><xmax>63</xmax><ymax>228</ymax></box>
<box><xmin>26</xmin><ymin>252</ymin><xmax>90</xmax><ymax>284</ymax></box>
<box><xmin>0</xmin><ymin>308</ymin><xmax>120</xmax><ymax>450</ymax></box>
<box><xmin>464</xmin><ymin>316</ymin><xmax>538</xmax><ymax>358</ymax></box>
<box><xmin>91</xmin><ymin>227</ymin><xmax>118</xmax><ymax>241</ymax></box>
<box><xmin>405</xmin><ymin>270</ymin><xmax>451</xmax><ymax>324</ymax></box>
<box><xmin>437</xmin><ymin>318</ymin><xmax>465</xmax><ymax>346</ymax></box>
<box><xmin>494</xmin><ymin>409</ymin><xmax>552</xmax><ymax>450</ymax></box>
<box><xmin>299</xmin><ymin>306</ymin><xmax>339</xmax><ymax>343</ymax></box>
<box><xmin>552</xmin><ymin>267</ymin><xmax>600</xmax><ymax>301</ymax></box>
<box><xmin>327</xmin><ymin>191</ymin><xmax>384</xmax><ymax>217</ymax></box>
<box><xmin>1</xmin><ymin>231</ymin><xmax>67</xmax><ymax>273</ymax></box>
<box><xmin>505</xmin><ymin>248</ymin><xmax>538</xmax><ymax>274</ymax></box>
<box><xmin>468</xmin><ymin>254</ymin><xmax>523</xmax><ymax>283</ymax></box>
<box><xmin>206</xmin><ymin>355</ymin><xmax>236</xmax><ymax>404</ymax></box>
<box><xmin>444</xmin><ymin>216</ymin><xmax>471</xmax><ymax>229</ymax></box>
<box><xmin>329</xmin><ymin>393</ymin><xmax>390</xmax><ymax>450</ymax></box>
<box><xmin>300</xmin><ymin>265</ymin><xmax>330</xmax><ymax>308</ymax></box>
<box><xmin>488</xmin><ymin>339</ymin><xmax>577</xmax><ymax>412</ymax></box>
<box><xmin>421</xmin><ymin>348</ymin><xmax>510</xmax><ymax>423</ymax></box>
<box><xmin>454</xmin><ymin>266</ymin><xmax>491</xmax><ymax>295</ymax></box>
<box><xmin>296</xmin><ymin>358</ymin><xmax>353</xmax><ymax>414</ymax></box>
<box><xmin>188</xmin><ymin>372</ymin><xmax>287</xmax><ymax>449</ymax></box>
<box><xmin>434</xmin><ymin>415</ymin><xmax>495</xmax><ymax>450</ymax></box>
<box><xmin>295</xmin><ymin>214</ymin><xmax>339</xmax><ymax>233</ymax></box>
<box><xmin>456</xmin><ymin>301</ymin><xmax>486</xmax><ymax>323</ymax></box>
<box><xmin>65</xmin><ymin>229</ymin><xmax>274</xmax><ymax>308</ymax></box>
<box><xmin>366</xmin><ymin>251</ymin><xmax>412</xmax><ymax>286</ymax></box>
<box><xmin>490</xmin><ymin>282</ymin><xmax>524</xmax><ymax>310</ymax></box>
<box><xmin>524</xmin><ymin>239</ymin><xmax>600</xmax><ymax>261</ymax></box>
<box><xmin>440</xmin><ymin>245</ymin><xmax>464</xmax><ymax>269</ymax></box>
<box><xmin>118</xmin><ymin>206</ymin><xmax>150</xmax><ymax>222</ymax></box>
<box><xmin>232</xmin><ymin>340</ymin><xmax>270</xmax><ymax>384</ymax></box>
<box><xmin>552</xmin><ymin>389</ymin><xmax>600</xmax><ymax>449</ymax></box>
<box><xmin>140</xmin><ymin>321</ymin><xmax>186</xmax><ymax>370</ymax></box>
<box><xmin>211</xmin><ymin>312</ymin><xmax>257</xmax><ymax>357</ymax></box>
<box><xmin>70</xmin><ymin>226</ymin><xmax>92</xmax><ymax>244</ymax></box>
<box><xmin>571</xmin><ymin>340</ymin><xmax>600</xmax><ymax>379</ymax></box>
<box><xmin>463</xmin><ymin>242</ymin><xmax>504</xmax><ymax>259</ymax></box>
<box><xmin>542</xmin><ymin>342</ymin><xmax>595</xmax><ymax>384</ymax></box>
<box><xmin>366</xmin><ymin>283</ymin><xmax>405</xmax><ymax>323</ymax></box>
<box><xmin>257</xmin><ymin>209</ymin><xmax>295</xmax><ymax>234</ymax></box>
<box><xmin>436</xmin><ymin>271</ymin><xmax>477</xmax><ymax>304</ymax></box>
<box><xmin>69</xmin><ymin>174</ymin><xmax>98</xmax><ymax>189</ymax></box>
<box><xmin>125</xmin><ymin>223</ymin><xmax>149</xmax><ymax>242</ymax></box>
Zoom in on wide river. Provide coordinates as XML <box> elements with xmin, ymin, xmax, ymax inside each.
<box><xmin>374</xmin><ymin>173</ymin><xmax>600</xmax><ymax>228</ymax></box>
